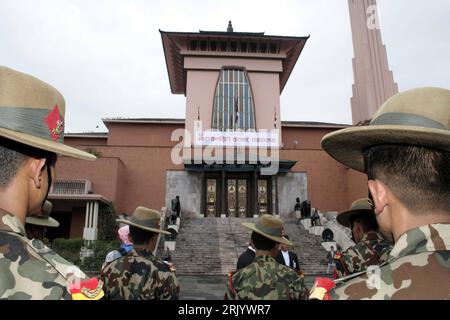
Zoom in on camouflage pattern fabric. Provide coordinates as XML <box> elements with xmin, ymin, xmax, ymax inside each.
<box><xmin>28</xmin><ymin>238</ymin><xmax>87</xmax><ymax>279</ymax></box>
<box><xmin>100</xmin><ymin>248</ymin><xmax>180</xmax><ymax>300</ymax></box>
<box><xmin>225</xmin><ymin>255</ymin><xmax>308</xmax><ymax>300</ymax></box>
<box><xmin>0</xmin><ymin>209</ymin><xmax>71</xmax><ymax>300</ymax></box>
<box><xmin>332</xmin><ymin>224</ymin><xmax>450</xmax><ymax>299</ymax></box>
<box><xmin>335</xmin><ymin>231</ymin><xmax>392</xmax><ymax>279</ymax></box>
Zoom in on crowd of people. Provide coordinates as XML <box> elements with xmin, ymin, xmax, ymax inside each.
<box><xmin>0</xmin><ymin>66</ymin><xmax>449</xmax><ymax>300</ymax></box>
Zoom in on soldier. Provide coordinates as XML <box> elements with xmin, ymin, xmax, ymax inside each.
<box><xmin>334</xmin><ymin>198</ymin><xmax>392</xmax><ymax>279</ymax></box>
<box><xmin>25</xmin><ymin>200</ymin><xmax>59</xmax><ymax>241</ymax></box>
<box><xmin>225</xmin><ymin>214</ymin><xmax>308</xmax><ymax>300</ymax></box>
<box><xmin>0</xmin><ymin>66</ymin><xmax>103</xmax><ymax>300</ymax></box>
<box><xmin>101</xmin><ymin>206</ymin><xmax>180</xmax><ymax>300</ymax></box>
<box><xmin>318</xmin><ymin>87</ymin><xmax>450</xmax><ymax>299</ymax></box>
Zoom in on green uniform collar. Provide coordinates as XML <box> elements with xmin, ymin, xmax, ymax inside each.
<box><xmin>0</xmin><ymin>208</ymin><xmax>26</xmax><ymax>236</ymax></box>
<box><xmin>390</xmin><ymin>224</ymin><xmax>450</xmax><ymax>259</ymax></box>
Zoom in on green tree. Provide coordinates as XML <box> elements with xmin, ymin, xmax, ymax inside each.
<box><xmin>97</xmin><ymin>203</ymin><xmax>117</xmax><ymax>241</ymax></box>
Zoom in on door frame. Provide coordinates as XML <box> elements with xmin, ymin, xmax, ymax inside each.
<box><xmin>201</xmin><ymin>172</ymin><xmax>273</xmax><ymax>217</ymax></box>
<box><xmin>225</xmin><ymin>174</ymin><xmax>252</xmax><ymax>217</ymax></box>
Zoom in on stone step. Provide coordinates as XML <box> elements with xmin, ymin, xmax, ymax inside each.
<box><xmin>169</xmin><ymin>216</ymin><xmax>329</xmax><ymax>275</ymax></box>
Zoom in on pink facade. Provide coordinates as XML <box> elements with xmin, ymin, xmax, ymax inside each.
<box><xmin>51</xmin><ymin>23</ymin><xmax>373</xmax><ymax>240</ymax></box>
<box><xmin>60</xmin><ymin>121</ymin><xmax>367</xmax><ymax>216</ymax></box>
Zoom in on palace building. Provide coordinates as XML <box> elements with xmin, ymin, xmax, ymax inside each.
<box><xmin>49</xmin><ymin>18</ymin><xmax>395</xmax><ymax>241</ymax></box>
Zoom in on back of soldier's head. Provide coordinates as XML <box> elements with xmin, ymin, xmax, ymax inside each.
<box><xmin>0</xmin><ymin>137</ymin><xmax>55</xmax><ymax>188</ymax></box>
<box><xmin>365</xmin><ymin>145</ymin><xmax>450</xmax><ymax>215</ymax></box>
<box><xmin>251</xmin><ymin>231</ymin><xmax>277</xmax><ymax>251</ymax></box>
<box><xmin>349</xmin><ymin>212</ymin><xmax>379</xmax><ymax>233</ymax></box>
<box><xmin>129</xmin><ymin>225</ymin><xmax>157</xmax><ymax>245</ymax></box>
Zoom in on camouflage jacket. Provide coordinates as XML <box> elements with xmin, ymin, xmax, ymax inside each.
<box><xmin>335</xmin><ymin>231</ymin><xmax>392</xmax><ymax>278</ymax></box>
<box><xmin>332</xmin><ymin>224</ymin><xmax>450</xmax><ymax>300</ymax></box>
<box><xmin>0</xmin><ymin>209</ymin><xmax>71</xmax><ymax>300</ymax></box>
<box><xmin>100</xmin><ymin>248</ymin><xmax>180</xmax><ymax>300</ymax></box>
<box><xmin>225</xmin><ymin>255</ymin><xmax>308</xmax><ymax>300</ymax></box>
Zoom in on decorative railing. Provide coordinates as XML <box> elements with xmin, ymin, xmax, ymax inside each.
<box><xmin>50</xmin><ymin>179</ymin><xmax>92</xmax><ymax>195</ymax></box>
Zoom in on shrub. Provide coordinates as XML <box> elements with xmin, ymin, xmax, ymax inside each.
<box><xmin>52</xmin><ymin>238</ymin><xmax>121</xmax><ymax>272</ymax></box>
<box><xmin>80</xmin><ymin>239</ymin><xmax>121</xmax><ymax>272</ymax></box>
<box><xmin>98</xmin><ymin>203</ymin><xmax>117</xmax><ymax>241</ymax></box>
<box><xmin>52</xmin><ymin>238</ymin><xmax>84</xmax><ymax>265</ymax></box>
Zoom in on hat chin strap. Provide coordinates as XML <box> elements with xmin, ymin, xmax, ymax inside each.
<box><xmin>41</xmin><ymin>161</ymin><xmax>52</xmax><ymax>209</ymax></box>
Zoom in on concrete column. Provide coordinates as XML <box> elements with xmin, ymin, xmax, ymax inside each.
<box><xmin>200</xmin><ymin>171</ymin><xmax>205</xmax><ymax>217</ymax></box>
<box><xmin>84</xmin><ymin>202</ymin><xmax>90</xmax><ymax>229</ymax></box>
<box><xmin>83</xmin><ymin>201</ymin><xmax>98</xmax><ymax>241</ymax></box>
<box><xmin>88</xmin><ymin>201</ymin><xmax>94</xmax><ymax>228</ymax></box>
<box><xmin>92</xmin><ymin>201</ymin><xmax>99</xmax><ymax>240</ymax></box>
<box><xmin>221</xmin><ymin>170</ymin><xmax>226</xmax><ymax>217</ymax></box>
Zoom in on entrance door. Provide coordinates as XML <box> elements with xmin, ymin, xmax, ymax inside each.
<box><xmin>227</xmin><ymin>178</ymin><xmax>248</xmax><ymax>217</ymax></box>
<box><xmin>257</xmin><ymin>179</ymin><xmax>268</xmax><ymax>215</ymax></box>
<box><xmin>206</xmin><ymin>179</ymin><xmax>217</xmax><ymax>217</ymax></box>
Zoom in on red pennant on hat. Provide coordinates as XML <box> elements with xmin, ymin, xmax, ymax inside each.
<box><xmin>45</xmin><ymin>105</ymin><xmax>64</xmax><ymax>141</ymax></box>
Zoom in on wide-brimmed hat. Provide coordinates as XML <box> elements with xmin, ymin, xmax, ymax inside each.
<box><xmin>116</xmin><ymin>207</ymin><xmax>170</xmax><ymax>235</ymax></box>
<box><xmin>0</xmin><ymin>66</ymin><xmax>95</xmax><ymax>160</ymax></box>
<box><xmin>321</xmin><ymin>87</ymin><xmax>450</xmax><ymax>172</ymax></box>
<box><xmin>336</xmin><ymin>198</ymin><xmax>374</xmax><ymax>228</ymax></box>
<box><xmin>242</xmin><ymin>214</ymin><xmax>292</xmax><ymax>246</ymax></box>
<box><xmin>25</xmin><ymin>200</ymin><xmax>59</xmax><ymax>227</ymax></box>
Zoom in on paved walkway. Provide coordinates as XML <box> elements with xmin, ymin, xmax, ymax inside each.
<box><xmin>178</xmin><ymin>274</ymin><xmax>330</xmax><ymax>300</ymax></box>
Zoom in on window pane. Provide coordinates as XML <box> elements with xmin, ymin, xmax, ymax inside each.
<box><xmin>212</xmin><ymin>69</ymin><xmax>255</xmax><ymax>132</ymax></box>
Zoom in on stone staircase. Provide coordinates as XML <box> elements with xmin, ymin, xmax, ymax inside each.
<box><xmin>283</xmin><ymin>218</ymin><xmax>328</xmax><ymax>274</ymax></box>
<box><xmin>168</xmin><ymin>216</ymin><xmax>329</xmax><ymax>275</ymax></box>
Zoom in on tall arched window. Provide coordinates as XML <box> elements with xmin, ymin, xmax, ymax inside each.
<box><xmin>212</xmin><ymin>69</ymin><xmax>255</xmax><ymax>131</ymax></box>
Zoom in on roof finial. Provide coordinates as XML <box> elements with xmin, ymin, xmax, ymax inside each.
<box><xmin>227</xmin><ymin>21</ymin><xmax>233</xmax><ymax>33</ymax></box>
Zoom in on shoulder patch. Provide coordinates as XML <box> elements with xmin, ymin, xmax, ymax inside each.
<box><xmin>69</xmin><ymin>278</ymin><xmax>105</xmax><ymax>300</ymax></box>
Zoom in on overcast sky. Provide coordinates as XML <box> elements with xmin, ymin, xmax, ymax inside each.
<box><xmin>1</xmin><ymin>0</ymin><xmax>449</xmax><ymax>132</ymax></box>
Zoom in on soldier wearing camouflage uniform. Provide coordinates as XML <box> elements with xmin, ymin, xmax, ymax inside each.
<box><xmin>25</xmin><ymin>200</ymin><xmax>59</xmax><ymax>241</ymax></box>
<box><xmin>318</xmin><ymin>87</ymin><xmax>450</xmax><ymax>299</ymax></box>
<box><xmin>101</xmin><ymin>206</ymin><xmax>180</xmax><ymax>300</ymax></box>
<box><xmin>0</xmin><ymin>67</ymin><xmax>103</xmax><ymax>300</ymax></box>
<box><xmin>334</xmin><ymin>198</ymin><xmax>392</xmax><ymax>279</ymax></box>
<box><xmin>225</xmin><ymin>214</ymin><xmax>308</xmax><ymax>300</ymax></box>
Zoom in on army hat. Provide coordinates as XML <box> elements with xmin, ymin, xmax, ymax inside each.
<box><xmin>242</xmin><ymin>214</ymin><xmax>293</xmax><ymax>246</ymax></box>
<box><xmin>336</xmin><ymin>198</ymin><xmax>374</xmax><ymax>228</ymax></box>
<box><xmin>116</xmin><ymin>206</ymin><xmax>170</xmax><ymax>235</ymax></box>
<box><xmin>25</xmin><ymin>200</ymin><xmax>59</xmax><ymax>227</ymax></box>
<box><xmin>0</xmin><ymin>66</ymin><xmax>95</xmax><ymax>160</ymax></box>
<box><xmin>321</xmin><ymin>87</ymin><xmax>450</xmax><ymax>172</ymax></box>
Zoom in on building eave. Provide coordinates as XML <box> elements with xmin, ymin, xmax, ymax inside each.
<box><xmin>65</xmin><ymin>133</ymin><xmax>108</xmax><ymax>139</ymax></box>
<box><xmin>48</xmin><ymin>194</ymin><xmax>111</xmax><ymax>205</ymax></box>
<box><xmin>102</xmin><ymin>118</ymin><xmax>185</xmax><ymax>125</ymax></box>
<box><xmin>160</xmin><ymin>29</ymin><xmax>309</xmax><ymax>95</ymax></box>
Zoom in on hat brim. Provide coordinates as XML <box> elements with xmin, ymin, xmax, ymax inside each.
<box><xmin>116</xmin><ymin>218</ymin><xmax>171</xmax><ymax>235</ymax></box>
<box><xmin>0</xmin><ymin>127</ymin><xmax>96</xmax><ymax>161</ymax></box>
<box><xmin>321</xmin><ymin>125</ymin><xmax>450</xmax><ymax>172</ymax></box>
<box><xmin>241</xmin><ymin>222</ymin><xmax>293</xmax><ymax>246</ymax></box>
<box><xmin>336</xmin><ymin>209</ymin><xmax>373</xmax><ymax>228</ymax></box>
<box><xmin>25</xmin><ymin>216</ymin><xmax>60</xmax><ymax>228</ymax></box>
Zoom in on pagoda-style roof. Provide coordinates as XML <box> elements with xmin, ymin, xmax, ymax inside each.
<box><xmin>160</xmin><ymin>23</ymin><xmax>309</xmax><ymax>95</ymax></box>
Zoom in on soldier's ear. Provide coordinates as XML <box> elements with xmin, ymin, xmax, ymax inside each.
<box><xmin>27</xmin><ymin>157</ymin><xmax>47</xmax><ymax>189</ymax></box>
<box><xmin>368</xmin><ymin>180</ymin><xmax>388</xmax><ymax>216</ymax></box>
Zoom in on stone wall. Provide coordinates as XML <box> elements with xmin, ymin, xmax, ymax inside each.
<box><xmin>277</xmin><ymin>172</ymin><xmax>308</xmax><ymax>219</ymax></box>
<box><xmin>165</xmin><ymin>171</ymin><xmax>202</xmax><ymax>218</ymax></box>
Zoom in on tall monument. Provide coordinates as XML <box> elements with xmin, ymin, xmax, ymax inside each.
<box><xmin>348</xmin><ymin>0</ymin><xmax>398</xmax><ymax>125</ymax></box>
